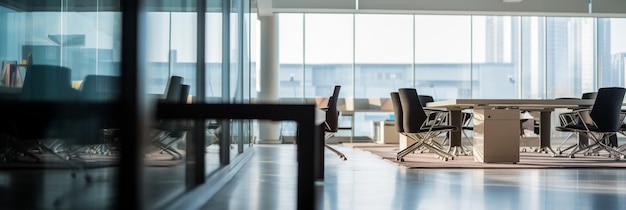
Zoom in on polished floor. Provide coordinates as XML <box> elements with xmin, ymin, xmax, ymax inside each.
<box><xmin>201</xmin><ymin>144</ymin><xmax>626</xmax><ymax>210</ymax></box>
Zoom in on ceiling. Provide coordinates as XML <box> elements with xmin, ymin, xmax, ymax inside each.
<box><xmin>260</xmin><ymin>0</ymin><xmax>626</xmax><ymax>17</ymax></box>
<box><xmin>2</xmin><ymin>0</ymin><xmax>626</xmax><ymax>17</ymax></box>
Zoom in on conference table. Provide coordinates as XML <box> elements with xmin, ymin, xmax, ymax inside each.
<box><xmin>427</xmin><ymin>99</ymin><xmax>596</xmax><ymax>162</ymax></box>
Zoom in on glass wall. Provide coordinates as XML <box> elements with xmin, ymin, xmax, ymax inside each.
<box><xmin>143</xmin><ymin>3</ymin><xmax>199</xmax><ymax>208</ymax></box>
<box><xmin>205</xmin><ymin>1</ymin><xmax>224</xmax><ymax>173</ymax></box>
<box><xmin>0</xmin><ymin>1</ymin><xmax>122</xmax><ymax>209</ymax></box>
<box><xmin>0</xmin><ymin>0</ymin><xmax>252</xmax><ymax>209</ymax></box>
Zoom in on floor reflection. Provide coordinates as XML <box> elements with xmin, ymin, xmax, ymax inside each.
<box><xmin>203</xmin><ymin>144</ymin><xmax>626</xmax><ymax>210</ymax></box>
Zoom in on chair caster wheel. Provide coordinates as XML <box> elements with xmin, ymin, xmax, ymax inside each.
<box><xmin>443</xmin><ymin>157</ymin><xmax>448</xmax><ymax>161</ymax></box>
<box><xmin>398</xmin><ymin>158</ymin><xmax>405</xmax><ymax>162</ymax></box>
<box><xmin>522</xmin><ymin>148</ymin><xmax>527</xmax><ymax>152</ymax></box>
<box><xmin>569</xmin><ymin>155</ymin><xmax>575</xmax><ymax>158</ymax></box>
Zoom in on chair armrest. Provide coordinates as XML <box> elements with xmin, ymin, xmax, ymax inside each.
<box><xmin>558</xmin><ymin>108</ymin><xmax>592</xmax><ymax>127</ymax></box>
<box><xmin>422</xmin><ymin>109</ymin><xmax>449</xmax><ymax>127</ymax></box>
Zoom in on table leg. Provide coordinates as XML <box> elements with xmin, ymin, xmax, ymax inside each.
<box><xmin>538</xmin><ymin>111</ymin><xmax>556</xmax><ymax>155</ymax></box>
<box><xmin>446</xmin><ymin>110</ymin><xmax>468</xmax><ymax>156</ymax></box>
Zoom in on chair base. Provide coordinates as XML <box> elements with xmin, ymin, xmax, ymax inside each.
<box><xmin>325</xmin><ymin>132</ymin><xmax>347</xmax><ymax>160</ymax></box>
<box><xmin>396</xmin><ymin>134</ymin><xmax>454</xmax><ymax>162</ymax></box>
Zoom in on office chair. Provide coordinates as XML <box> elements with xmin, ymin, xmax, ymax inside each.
<box><xmin>554</xmin><ymin>92</ymin><xmax>597</xmax><ymax>155</ymax></box>
<box><xmin>322</xmin><ymin>85</ymin><xmax>347</xmax><ymax>160</ymax></box>
<box><xmin>391</xmin><ymin>91</ymin><xmax>432</xmax><ymax>157</ymax></box>
<box><xmin>555</xmin><ymin>87</ymin><xmax>626</xmax><ymax>159</ymax></box>
<box><xmin>73</xmin><ymin>75</ymin><xmax>121</xmax><ymax>157</ymax></box>
<box><xmin>149</xmin><ymin>76</ymin><xmax>187</xmax><ymax>160</ymax></box>
<box><xmin>394</xmin><ymin>88</ymin><xmax>456</xmax><ymax>162</ymax></box>
<box><xmin>419</xmin><ymin>94</ymin><xmax>471</xmax><ymax>156</ymax></box>
<box><xmin>0</xmin><ymin>65</ymin><xmax>92</xmax><ymax>180</ymax></box>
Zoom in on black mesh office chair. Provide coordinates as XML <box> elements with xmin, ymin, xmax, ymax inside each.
<box><xmin>394</xmin><ymin>88</ymin><xmax>457</xmax><ymax>161</ymax></box>
<box><xmin>555</xmin><ymin>87</ymin><xmax>626</xmax><ymax>159</ymax></box>
<box><xmin>322</xmin><ymin>85</ymin><xmax>346</xmax><ymax>160</ymax></box>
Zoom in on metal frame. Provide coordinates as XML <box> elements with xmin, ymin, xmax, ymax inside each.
<box><xmin>157</xmin><ymin>103</ymin><xmax>322</xmax><ymax>210</ymax></box>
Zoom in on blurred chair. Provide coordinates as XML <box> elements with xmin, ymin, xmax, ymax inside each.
<box><xmin>79</xmin><ymin>75</ymin><xmax>120</xmax><ymax>102</ymax></box>
<box><xmin>72</xmin><ymin>75</ymin><xmax>121</xmax><ymax>156</ymax></box>
<box><xmin>0</xmin><ymin>65</ymin><xmax>91</xmax><ymax>180</ymax></box>
<box><xmin>394</xmin><ymin>88</ymin><xmax>456</xmax><ymax>161</ymax></box>
<box><xmin>321</xmin><ymin>85</ymin><xmax>346</xmax><ymax>160</ymax></box>
<box><xmin>555</xmin><ymin>87</ymin><xmax>626</xmax><ymax>159</ymax></box>
<box><xmin>149</xmin><ymin>76</ymin><xmax>187</xmax><ymax>160</ymax></box>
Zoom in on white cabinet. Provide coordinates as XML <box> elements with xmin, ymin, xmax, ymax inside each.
<box><xmin>373</xmin><ymin>120</ymin><xmax>399</xmax><ymax>144</ymax></box>
<box><xmin>472</xmin><ymin>108</ymin><xmax>520</xmax><ymax>163</ymax></box>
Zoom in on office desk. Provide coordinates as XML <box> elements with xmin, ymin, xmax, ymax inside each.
<box><xmin>427</xmin><ymin>99</ymin><xmax>595</xmax><ymax>161</ymax></box>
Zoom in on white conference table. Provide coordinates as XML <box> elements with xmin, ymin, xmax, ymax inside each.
<box><xmin>427</xmin><ymin>99</ymin><xmax>596</xmax><ymax>161</ymax></box>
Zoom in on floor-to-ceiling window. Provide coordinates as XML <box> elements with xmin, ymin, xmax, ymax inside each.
<box><xmin>304</xmin><ymin>13</ymin><xmax>354</xmax><ymax>137</ymax></box>
<box><xmin>598</xmin><ymin>18</ymin><xmax>626</xmax><ymax>90</ymax></box>
<box><xmin>546</xmin><ymin>17</ymin><xmax>596</xmax><ymax>98</ymax></box>
<box><xmin>354</xmin><ymin>14</ymin><xmax>413</xmax><ymax>137</ymax></box>
<box><xmin>273</xmin><ymin>13</ymin><xmax>626</xmax><ymax>140</ymax></box>
<box><xmin>471</xmin><ymin>16</ymin><xmax>521</xmax><ymax>99</ymax></box>
<box><xmin>520</xmin><ymin>16</ymin><xmax>547</xmax><ymax>99</ymax></box>
<box><xmin>415</xmin><ymin>15</ymin><xmax>472</xmax><ymax>100</ymax></box>
<box><xmin>304</xmin><ymin>14</ymin><xmax>354</xmax><ymax>98</ymax></box>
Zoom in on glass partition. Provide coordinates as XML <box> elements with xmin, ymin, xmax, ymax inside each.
<box><xmin>205</xmin><ymin>1</ymin><xmax>224</xmax><ymax>173</ymax></box>
<box><xmin>0</xmin><ymin>0</ymin><xmax>252</xmax><ymax>209</ymax></box>
<box><xmin>0</xmin><ymin>2</ymin><xmax>122</xmax><ymax>209</ymax></box>
<box><xmin>143</xmin><ymin>6</ymin><xmax>198</xmax><ymax>208</ymax></box>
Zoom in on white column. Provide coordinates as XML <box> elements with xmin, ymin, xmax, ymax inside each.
<box><xmin>257</xmin><ymin>14</ymin><xmax>281</xmax><ymax>144</ymax></box>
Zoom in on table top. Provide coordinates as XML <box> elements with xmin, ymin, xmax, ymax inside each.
<box><xmin>427</xmin><ymin>99</ymin><xmax>596</xmax><ymax>110</ymax></box>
